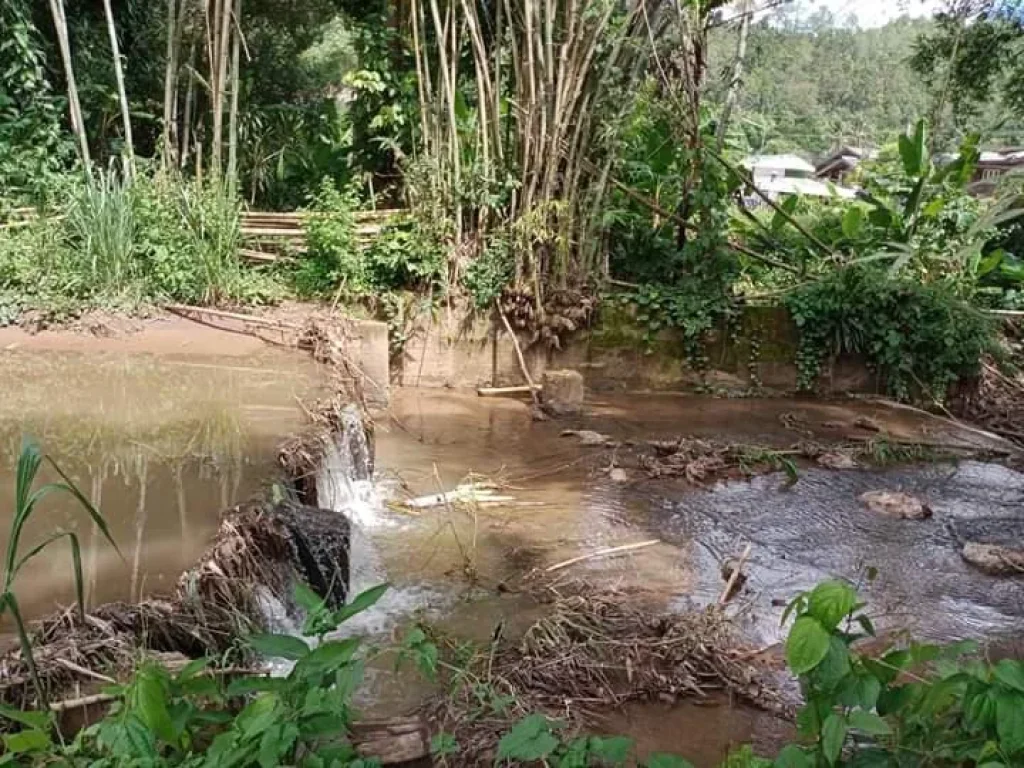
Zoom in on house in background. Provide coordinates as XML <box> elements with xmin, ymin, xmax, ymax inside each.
<box><xmin>815</xmin><ymin>146</ymin><xmax>876</xmax><ymax>183</ymax></box>
<box><xmin>968</xmin><ymin>149</ymin><xmax>1024</xmax><ymax>196</ymax></box>
<box><xmin>741</xmin><ymin>154</ymin><xmax>856</xmax><ymax>203</ymax></box>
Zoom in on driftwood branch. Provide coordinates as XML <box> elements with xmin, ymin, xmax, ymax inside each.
<box><xmin>545</xmin><ymin>540</ymin><xmax>660</xmax><ymax>573</ymax></box>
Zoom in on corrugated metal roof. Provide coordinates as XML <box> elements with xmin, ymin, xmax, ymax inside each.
<box><xmin>741</xmin><ymin>154</ymin><xmax>817</xmax><ymax>174</ymax></box>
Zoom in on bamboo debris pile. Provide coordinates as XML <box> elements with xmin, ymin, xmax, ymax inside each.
<box><xmin>638</xmin><ymin>438</ymin><xmax>800</xmax><ymax>483</ymax></box>
<box><xmin>959</xmin><ymin>359</ymin><xmax>1024</xmax><ymax>447</ymax></box>
<box><xmin>425</xmin><ymin>581</ymin><xmax>779</xmax><ymax>766</ymax></box>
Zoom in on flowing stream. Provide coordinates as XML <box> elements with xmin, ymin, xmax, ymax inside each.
<box><xmin>3</xmin><ymin>347</ymin><xmax>1023</xmax><ymax>764</ymax></box>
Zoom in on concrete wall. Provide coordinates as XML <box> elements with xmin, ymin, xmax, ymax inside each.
<box><xmin>392</xmin><ymin>304</ymin><xmax>878</xmax><ymax>395</ymax></box>
<box><xmin>352</xmin><ymin>319</ymin><xmax>391</xmax><ymax>406</ymax></box>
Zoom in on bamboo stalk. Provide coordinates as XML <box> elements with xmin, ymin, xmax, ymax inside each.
<box><xmin>47</xmin><ymin>0</ymin><xmax>91</xmax><ymax>172</ymax></box>
<box><xmin>545</xmin><ymin>540</ymin><xmax>660</xmax><ymax>573</ymax></box>
<box><xmin>226</xmin><ymin>0</ymin><xmax>242</xmax><ymax>188</ymax></box>
<box><xmin>102</xmin><ymin>0</ymin><xmax>135</xmax><ymax>176</ymax></box>
<box><xmin>715</xmin><ymin>0</ymin><xmax>751</xmax><ymax>153</ymax></box>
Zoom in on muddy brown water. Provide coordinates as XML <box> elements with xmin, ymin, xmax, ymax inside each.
<box><xmin>0</xmin><ymin>347</ymin><xmax>325</xmax><ymax>620</ymax></box>
<box><xmin>3</xmin><ymin>346</ymin><xmax>1023</xmax><ymax>763</ymax></box>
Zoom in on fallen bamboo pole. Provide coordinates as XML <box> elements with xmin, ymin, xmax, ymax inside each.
<box><xmin>545</xmin><ymin>540</ymin><xmax>660</xmax><ymax>573</ymax></box>
<box><xmin>496</xmin><ymin>300</ymin><xmax>540</xmax><ymax>407</ymax></box>
<box><xmin>719</xmin><ymin>543</ymin><xmax>752</xmax><ymax>604</ymax></box>
<box><xmin>477</xmin><ymin>385</ymin><xmax>541</xmax><ymax>396</ymax></box>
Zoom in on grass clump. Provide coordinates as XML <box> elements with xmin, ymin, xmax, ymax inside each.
<box><xmin>0</xmin><ymin>170</ymin><xmax>282</xmax><ymax>327</ymax></box>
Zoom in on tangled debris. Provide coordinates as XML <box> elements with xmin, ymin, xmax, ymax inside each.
<box><xmin>424</xmin><ymin>581</ymin><xmax>780</xmax><ymax>766</ymax></box>
<box><xmin>638</xmin><ymin>438</ymin><xmax>801</xmax><ymax>483</ymax></box>
<box><xmin>959</xmin><ymin>357</ymin><xmax>1024</xmax><ymax>447</ymax></box>
<box><xmin>615</xmin><ymin>436</ymin><xmax>952</xmax><ymax>485</ymax></box>
<box><xmin>0</xmin><ymin>501</ymin><xmax>350</xmax><ymax>711</ymax></box>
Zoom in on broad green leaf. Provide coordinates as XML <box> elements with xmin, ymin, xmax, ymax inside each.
<box><xmin>774</xmin><ymin>745</ymin><xmax>811</xmax><ymax>768</ymax></box>
<box><xmin>294</xmin><ymin>637</ymin><xmax>360</xmax><ymax>680</ymax></box>
<box><xmin>589</xmin><ymin>735</ymin><xmax>634</xmax><ymax>765</ymax></box>
<box><xmin>333</xmin><ymin>583</ymin><xmax>389</xmax><ymax>625</ymax></box>
<box><xmin>0</xmin><ymin>703</ymin><xmax>50</xmax><ymax>731</ymax></box>
<box><xmin>842</xmin><ymin>207</ymin><xmax>864</xmax><ymax>239</ymax></box>
<box><xmin>236</xmin><ymin>694</ymin><xmax>280</xmax><ymax>738</ymax></box>
<box><xmin>645</xmin><ymin>755</ymin><xmax>696</xmax><ymax>768</ymax></box>
<box><xmin>838</xmin><ymin>673</ymin><xmax>881</xmax><ymax>710</ymax></box>
<box><xmin>2</xmin><ymin>729</ymin><xmax>51</xmax><ymax>754</ymax></box>
<box><xmin>497</xmin><ymin>714</ymin><xmax>559</xmax><ymax>762</ymax></box>
<box><xmin>293</xmin><ymin>581</ymin><xmax>326</xmax><ymax>612</ymax></box>
<box><xmin>248</xmin><ymin>633</ymin><xmax>310</xmax><ymax>660</ymax></box>
<box><xmin>136</xmin><ymin>669</ymin><xmax>176</xmax><ymax>745</ymax></box>
<box><xmin>898</xmin><ymin>119</ymin><xmax>927</xmax><ymax>177</ymax></box>
<box><xmin>814</xmin><ymin>636</ymin><xmax>852</xmax><ymax>690</ymax></box>
<box><xmin>786</xmin><ymin>617</ymin><xmax>831</xmax><ymax>674</ymax></box>
<box><xmin>807</xmin><ymin>580</ymin><xmax>857</xmax><ymax>630</ymax></box>
<box><xmin>994</xmin><ymin>660</ymin><xmax>1024</xmax><ymax>693</ymax></box>
<box><xmin>996</xmin><ymin>690</ymin><xmax>1024</xmax><ymax>754</ymax></box>
<box><xmin>848</xmin><ymin>710</ymin><xmax>892</xmax><ymax>736</ymax></box>
<box><xmin>822</xmin><ymin>713</ymin><xmax>848</xmax><ymax>764</ymax></box>
<box><xmin>174</xmin><ymin>657</ymin><xmax>210</xmax><ymax>682</ymax></box>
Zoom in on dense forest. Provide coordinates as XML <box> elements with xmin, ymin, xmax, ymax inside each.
<box><xmin>0</xmin><ymin>0</ymin><xmax>1023</xmax><ymax>395</ymax></box>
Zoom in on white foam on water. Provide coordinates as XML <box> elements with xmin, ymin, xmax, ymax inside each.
<box><xmin>308</xmin><ymin>404</ymin><xmax>447</xmax><ymax>639</ymax></box>
<box><xmin>316</xmin><ymin>405</ymin><xmax>392</xmax><ymax>529</ymax></box>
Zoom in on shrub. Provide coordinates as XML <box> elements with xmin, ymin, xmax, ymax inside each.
<box><xmin>298</xmin><ymin>179</ymin><xmax>362</xmax><ymax>297</ymax></box>
<box><xmin>786</xmin><ymin>267</ymin><xmax>997</xmax><ymax>401</ymax></box>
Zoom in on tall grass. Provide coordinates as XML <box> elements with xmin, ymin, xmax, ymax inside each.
<box><xmin>65</xmin><ymin>170</ymin><xmax>138</xmax><ymax>294</ymax></box>
<box><xmin>176</xmin><ymin>181</ymin><xmax>243</xmax><ymax>304</ymax></box>
<box><xmin>2</xmin><ymin>170</ymin><xmax>260</xmax><ymax>318</ymax></box>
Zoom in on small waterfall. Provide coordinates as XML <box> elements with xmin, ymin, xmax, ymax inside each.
<box><xmin>316</xmin><ymin>404</ymin><xmax>386</xmax><ymax>529</ymax></box>
<box><xmin>310</xmin><ymin>404</ymin><xmax>447</xmax><ymax>639</ymax></box>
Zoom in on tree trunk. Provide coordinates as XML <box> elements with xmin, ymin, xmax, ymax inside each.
<box><xmin>181</xmin><ymin>38</ymin><xmax>198</xmax><ymax>168</ymax></box>
<box><xmin>715</xmin><ymin>0</ymin><xmax>752</xmax><ymax>153</ymax></box>
<box><xmin>47</xmin><ymin>0</ymin><xmax>91</xmax><ymax>172</ymax></box>
<box><xmin>102</xmin><ymin>0</ymin><xmax>134</xmax><ymax>176</ymax></box>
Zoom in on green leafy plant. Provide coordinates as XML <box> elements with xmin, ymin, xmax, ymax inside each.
<box><xmin>779</xmin><ymin>576</ymin><xmax>1024</xmax><ymax>767</ymax></box>
<box><xmin>298</xmin><ymin>179</ymin><xmax>363</xmax><ymax>297</ymax></box>
<box><xmin>1</xmin><ymin>439</ymin><xmax>119</xmax><ymax>708</ymax></box>
<box><xmin>1</xmin><ymin>581</ymin><xmax>390</xmax><ymax>766</ymax></box>
<box><xmin>786</xmin><ymin>266</ymin><xmax>996</xmax><ymax>400</ymax></box>
<box><xmin>495</xmin><ymin>714</ymin><xmax>689</xmax><ymax>768</ymax></box>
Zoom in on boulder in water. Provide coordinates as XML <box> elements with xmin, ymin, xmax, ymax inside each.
<box><xmin>560</xmin><ymin>429</ymin><xmax>610</xmax><ymax>446</ymax></box>
<box><xmin>541</xmin><ymin>369</ymin><xmax>585</xmax><ymax>416</ymax></box>
<box><xmin>859</xmin><ymin>490</ymin><xmax>932</xmax><ymax>520</ymax></box>
<box><xmin>961</xmin><ymin>541</ymin><xmax>1024</xmax><ymax>576</ymax></box>
<box><xmin>180</xmin><ymin>500</ymin><xmax>351</xmax><ymax>617</ymax></box>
